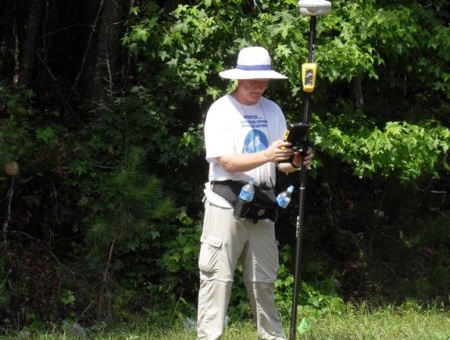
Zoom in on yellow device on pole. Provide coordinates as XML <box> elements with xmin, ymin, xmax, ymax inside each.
<box><xmin>302</xmin><ymin>63</ymin><xmax>317</xmax><ymax>93</ymax></box>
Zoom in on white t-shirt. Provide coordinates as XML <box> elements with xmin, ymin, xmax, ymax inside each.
<box><xmin>203</xmin><ymin>94</ymin><xmax>287</xmax><ymax>207</ymax></box>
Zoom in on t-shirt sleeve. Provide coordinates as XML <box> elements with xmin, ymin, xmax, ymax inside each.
<box><xmin>204</xmin><ymin>102</ymin><xmax>236</xmax><ymax>163</ymax></box>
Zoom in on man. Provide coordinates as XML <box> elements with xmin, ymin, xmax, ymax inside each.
<box><xmin>197</xmin><ymin>46</ymin><xmax>313</xmax><ymax>340</ymax></box>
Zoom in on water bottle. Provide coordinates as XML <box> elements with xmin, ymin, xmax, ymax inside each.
<box><xmin>276</xmin><ymin>185</ymin><xmax>294</xmax><ymax>209</ymax></box>
<box><xmin>238</xmin><ymin>179</ymin><xmax>255</xmax><ymax>203</ymax></box>
<box><xmin>234</xmin><ymin>179</ymin><xmax>255</xmax><ymax>219</ymax></box>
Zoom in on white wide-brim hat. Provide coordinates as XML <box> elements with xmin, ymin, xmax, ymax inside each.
<box><xmin>219</xmin><ymin>46</ymin><xmax>288</xmax><ymax>80</ymax></box>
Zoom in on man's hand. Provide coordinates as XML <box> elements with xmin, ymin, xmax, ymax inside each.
<box><xmin>264</xmin><ymin>140</ymin><xmax>295</xmax><ymax>163</ymax></box>
<box><xmin>292</xmin><ymin>147</ymin><xmax>314</xmax><ymax>168</ymax></box>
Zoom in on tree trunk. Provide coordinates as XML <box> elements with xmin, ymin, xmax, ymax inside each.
<box><xmin>79</xmin><ymin>0</ymin><xmax>128</xmax><ymax>112</ymax></box>
<box><xmin>0</xmin><ymin>0</ymin><xmax>17</xmax><ymax>83</ymax></box>
<box><xmin>352</xmin><ymin>75</ymin><xmax>364</xmax><ymax>110</ymax></box>
<box><xmin>18</xmin><ymin>0</ymin><xmax>43</xmax><ymax>88</ymax></box>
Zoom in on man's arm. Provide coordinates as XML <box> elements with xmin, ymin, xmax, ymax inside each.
<box><xmin>218</xmin><ymin>140</ymin><xmax>294</xmax><ymax>173</ymax></box>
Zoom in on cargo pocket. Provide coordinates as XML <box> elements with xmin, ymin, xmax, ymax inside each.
<box><xmin>198</xmin><ymin>235</ymin><xmax>223</xmax><ymax>273</ymax></box>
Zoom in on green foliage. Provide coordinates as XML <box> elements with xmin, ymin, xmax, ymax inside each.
<box><xmin>84</xmin><ymin>148</ymin><xmax>174</xmax><ymax>251</ymax></box>
<box><xmin>426</xmin><ymin>25</ymin><xmax>450</xmax><ymax>96</ymax></box>
<box><xmin>275</xmin><ymin>262</ymin><xmax>345</xmax><ymax>319</ymax></box>
<box><xmin>313</xmin><ymin>115</ymin><xmax>450</xmax><ymax>180</ymax></box>
<box><xmin>59</xmin><ymin>290</ymin><xmax>76</xmax><ymax>307</ymax></box>
<box><xmin>158</xmin><ymin>209</ymin><xmax>202</xmax><ymax>306</ymax></box>
<box><xmin>60</xmin><ymin>96</ymin><xmax>203</xmax><ymax>320</ymax></box>
<box><xmin>0</xmin><ymin>87</ymin><xmax>37</xmax><ymax>163</ymax></box>
<box><xmin>318</xmin><ymin>0</ymin><xmax>385</xmax><ymax>82</ymax></box>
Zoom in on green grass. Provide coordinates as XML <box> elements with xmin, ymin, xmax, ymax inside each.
<box><xmin>297</xmin><ymin>306</ymin><xmax>450</xmax><ymax>340</ymax></box>
<box><xmin>5</xmin><ymin>305</ymin><xmax>450</xmax><ymax>340</ymax></box>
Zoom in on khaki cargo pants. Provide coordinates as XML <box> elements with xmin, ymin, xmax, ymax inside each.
<box><xmin>197</xmin><ymin>201</ymin><xmax>286</xmax><ymax>340</ymax></box>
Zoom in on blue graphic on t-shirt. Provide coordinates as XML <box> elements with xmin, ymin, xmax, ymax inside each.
<box><xmin>243</xmin><ymin>129</ymin><xmax>268</xmax><ymax>153</ymax></box>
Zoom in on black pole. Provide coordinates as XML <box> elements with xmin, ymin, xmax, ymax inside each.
<box><xmin>289</xmin><ymin>15</ymin><xmax>317</xmax><ymax>340</ymax></box>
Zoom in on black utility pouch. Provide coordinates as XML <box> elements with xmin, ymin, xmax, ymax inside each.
<box><xmin>233</xmin><ymin>199</ymin><xmax>251</xmax><ymax>220</ymax></box>
<box><xmin>211</xmin><ymin>180</ymin><xmax>278</xmax><ymax>223</ymax></box>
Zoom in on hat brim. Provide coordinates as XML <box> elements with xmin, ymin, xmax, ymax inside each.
<box><xmin>219</xmin><ymin>69</ymin><xmax>288</xmax><ymax>80</ymax></box>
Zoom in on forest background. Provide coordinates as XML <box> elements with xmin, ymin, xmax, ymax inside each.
<box><xmin>0</xmin><ymin>0</ymin><xmax>449</xmax><ymax>333</ymax></box>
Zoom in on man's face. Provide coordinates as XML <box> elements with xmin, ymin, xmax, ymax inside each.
<box><xmin>237</xmin><ymin>79</ymin><xmax>269</xmax><ymax>105</ymax></box>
